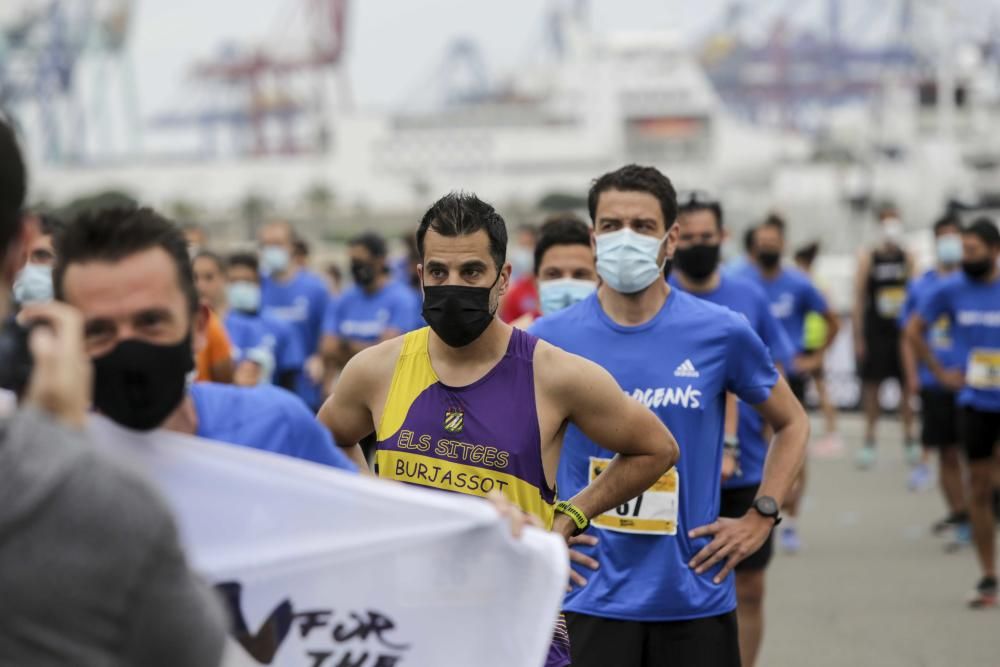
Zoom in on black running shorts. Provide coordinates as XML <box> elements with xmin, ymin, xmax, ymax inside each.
<box><xmin>920</xmin><ymin>388</ymin><xmax>959</xmax><ymax>448</ymax></box>
<box><xmin>564</xmin><ymin>610</ymin><xmax>740</xmax><ymax>667</ymax></box>
<box><xmin>858</xmin><ymin>329</ymin><xmax>902</xmax><ymax>382</ymax></box>
<box><xmin>719</xmin><ymin>484</ymin><xmax>774</xmax><ymax>572</ymax></box>
<box><xmin>960</xmin><ymin>406</ymin><xmax>1000</xmax><ymax>462</ymax></box>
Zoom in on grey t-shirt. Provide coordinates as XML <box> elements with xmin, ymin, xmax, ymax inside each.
<box><xmin>0</xmin><ymin>407</ymin><xmax>227</xmax><ymax>666</ymax></box>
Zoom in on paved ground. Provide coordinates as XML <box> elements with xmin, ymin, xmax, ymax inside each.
<box><xmin>759</xmin><ymin>414</ymin><xmax>998</xmax><ymax>667</ymax></box>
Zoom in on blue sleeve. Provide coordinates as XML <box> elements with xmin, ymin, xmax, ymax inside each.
<box><xmin>388</xmin><ymin>292</ymin><xmax>414</xmax><ymax>333</ymax></box>
<box><xmin>276</xmin><ymin>320</ymin><xmax>306</xmax><ymax>371</ymax></box>
<box><xmin>726</xmin><ymin>315</ymin><xmax>780</xmax><ymax>405</ymax></box>
<box><xmin>918</xmin><ymin>281</ymin><xmax>952</xmax><ymax>324</ymax></box>
<box><xmin>802</xmin><ymin>280</ymin><xmax>829</xmax><ymax>314</ymax></box>
<box><xmin>288</xmin><ymin>402</ymin><xmax>357</xmax><ymax>472</ymax></box>
<box><xmin>322</xmin><ymin>296</ymin><xmax>340</xmax><ymax>337</ymax></box>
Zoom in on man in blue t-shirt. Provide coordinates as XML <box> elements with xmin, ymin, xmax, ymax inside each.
<box><xmin>668</xmin><ymin>192</ymin><xmax>796</xmax><ymax>667</ymax></box>
<box><xmin>899</xmin><ymin>215</ymin><xmax>968</xmax><ymax>532</ymax></box>
<box><xmin>320</xmin><ymin>231</ymin><xmax>418</xmax><ymax>374</ymax></box>
<box><xmin>906</xmin><ymin>217</ymin><xmax>1000</xmax><ymax>608</ymax></box>
<box><xmin>259</xmin><ymin>221</ymin><xmax>329</xmax><ymax>408</ymax></box>
<box><xmin>735</xmin><ymin>215</ymin><xmax>840</xmax><ymax>553</ymax></box>
<box><xmin>530</xmin><ymin>165</ymin><xmax>808</xmax><ymax>667</ymax></box>
<box><xmin>53</xmin><ymin>208</ymin><xmax>355</xmax><ymax>474</ymax></box>
<box><xmin>223</xmin><ymin>253</ymin><xmax>305</xmax><ymax>391</ymax></box>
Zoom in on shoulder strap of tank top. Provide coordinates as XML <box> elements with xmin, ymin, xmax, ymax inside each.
<box><xmin>377</xmin><ymin>327</ymin><xmax>438</xmax><ymax>441</ymax></box>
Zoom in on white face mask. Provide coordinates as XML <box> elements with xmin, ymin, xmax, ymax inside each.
<box><xmin>13</xmin><ymin>263</ymin><xmax>53</xmax><ymax>305</ymax></box>
<box><xmin>935</xmin><ymin>234</ymin><xmax>962</xmax><ymax>266</ymax></box>
<box><xmin>260</xmin><ymin>246</ymin><xmax>290</xmax><ymax>275</ymax></box>
<box><xmin>881</xmin><ymin>218</ymin><xmax>904</xmax><ymax>245</ymax></box>
<box><xmin>538</xmin><ymin>278</ymin><xmax>597</xmax><ymax>316</ymax></box>
<box><xmin>227</xmin><ymin>281</ymin><xmax>262</xmax><ymax>313</ymax></box>
<box><xmin>595</xmin><ymin>228</ymin><xmax>667</xmax><ymax>294</ymax></box>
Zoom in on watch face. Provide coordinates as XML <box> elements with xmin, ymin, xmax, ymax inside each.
<box><xmin>755</xmin><ymin>497</ymin><xmax>778</xmax><ymax>516</ymax></box>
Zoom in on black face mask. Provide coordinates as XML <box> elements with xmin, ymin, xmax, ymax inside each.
<box><xmin>421</xmin><ymin>274</ymin><xmax>500</xmax><ymax>348</ymax></box>
<box><xmin>351</xmin><ymin>261</ymin><xmax>377</xmax><ymax>287</ymax></box>
<box><xmin>93</xmin><ymin>336</ymin><xmax>194</xmax><ymax>431</ymax></box>
<box><xmin>962</xmin><ymin>258</ymin><xmax>995</xmax><ymax>281</ymax></box>
<box><xmin>757</xmin><ymin>250</ymin><xmax>781</xmax><ymax>270</ymax></box>
<box><xmin>674</xmin><ymin>244</ymin><xmax>721</xmax><ymax>281</ymax></box>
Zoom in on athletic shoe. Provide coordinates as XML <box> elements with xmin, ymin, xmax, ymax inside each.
<box><xmin>907</xmin><ymin>464</ymin><xmax>932</xmax><ymax>492</ymax></box>
<box><xmin>905</xmin><ymin>442</ymin><xmax>922</xmax><ymax>467</ymax></box>
<box><xmin>811</xmin><ymin>433</ymin><xmax>845</xmax><ymax>459</ymax></box>
<box><xmin>944</xmin><ymin>523</ymin><xmax>972</xmax><ymax>553</ymax></box>
<box><xmin>779</xmin><ymin>526</ymin><xmax>801</xmax><ymax>554</ymax></box>
<box><xmin>855</xmin><ymin>446</ymin><xmax>877</xmax><ymax>470</ymax></box>
<box><xmin>933</xmin><ymin>512</ymin><xmax>970</xmax><ymax>536</ymax></box>
<box><xmin>968</xmin><ymin>576</ymin><xmax>998</xmax><ymax>609</ymax></box>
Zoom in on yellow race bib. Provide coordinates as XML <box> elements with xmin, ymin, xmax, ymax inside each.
<box><xmin>967</xmin><ymin>348</ymin><xmax>1000</xmax><ymax>390</ymax></box>
<box><xmin>589</xmin><ymin>457</ymin><xmax>678</xmax><ymax>535</ymax></box>
<box><xmin>876</xmin><ymin>286</ymin><xmax>906</xmax><ymax>319</ymax></box>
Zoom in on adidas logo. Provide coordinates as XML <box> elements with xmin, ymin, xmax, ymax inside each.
<box><xmin>674</xmin><ymin>359</ymin><xmax>700</xmax><ymax>378</ymax></box>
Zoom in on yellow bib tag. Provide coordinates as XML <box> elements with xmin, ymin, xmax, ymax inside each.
<box><xmin>966</xmin><ymin>348</ymin><xmax>1000</xmax><ymax>389</ymax></box>
<box><xmin>876</xmin><ymin>286</ymin><xmax>906</xmax><ymax>318</ymax></box>
<box><xmin>589</xmin><ymin>457</ymin><xmax>678</xmax><ymax>535</ymax></box>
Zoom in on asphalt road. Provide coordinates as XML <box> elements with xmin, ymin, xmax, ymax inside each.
<box><xmin>759</xmin><ymin>414</ymin><xmax>998</xmax><ymax>667</ymax></box>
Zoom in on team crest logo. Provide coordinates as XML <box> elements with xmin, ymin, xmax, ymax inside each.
<box><xmin>444</xmin><ymin>408</ymin><xmax>464</xmax><ymax>433</ymax></box>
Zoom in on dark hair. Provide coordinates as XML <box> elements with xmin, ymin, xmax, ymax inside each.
<box><xmin>534</xmin><ymin>213</ymin><xmax>592</xmax><ymax>274</ymax></box>
<box><xmin>794</xmin><ymin>241</ymin><xmax>820</xmax><ymax>267</ymax></box>
<box><xmin>292</xmin><ymin>238</ymin><xmax>310</xmax><ymax>257</ymax></box>
<box><xmin>416</xmin><ymin>192</ymin><xmax>507</xmax><ymax>271</ymax></box>
<box><xmin>193</xmin><ymin>250</ymin><xmax>225</xmax><ymax>273</ymax></box>
<box><xmin>349</xmin><ymin>231</ymin><xmax>388</xmax><ymax>259</ymax></box>
<box><xmin>760</xmin><ymin>213</ymin><xmax>786</xmax><ymax>236</ymax></box>
<box><xmin>326</xmin><ymin>263</ymin><xmax>342</xmax><ymax>282</ymax></box>
<box><xmin>964</xmin><ymin>217</ymin><xmax>1000</xmax><ymax>247</ymax></box>
<box><xmin>227</xmin><ymin>252</ymin><xmax>260</xmax><ymax>275</ymax></box>
<box><xmin>587</xmin><ymin>164</ymin><xmax>678</xmax><ymax>229</ymax></box>
<box><xmin>932</xmin><ymin>214</ymin><xmax>962</xmax><ymax>236</ymax></box>
<box><xmin>0</xmin><ymin>119</ymin><xmax>26</xmax><ymax>253</ymax></box>
<box><xmin>742</xmin><ymin>226</ymin><xmax>757</xmax><ymax>253</ymax></box>
<box><xmin>54</xmin><ymin>207</ymin><xmax>199</xmax><ymax>315</ymax></box>
<box><xmin>677</xmin><ymin>191</ymin><xmax>723</xmax><ymax>230</ymax></box>
<box><xmin>38</xmin><ymin>213</ymin><xmax>66</xmax><ymax>238</ymax></box>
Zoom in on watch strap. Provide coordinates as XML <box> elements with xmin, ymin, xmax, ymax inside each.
<box><xmin>554</xmin><ymin>501</ymin><xmax>590</xmax><ymax>535</ymax></box>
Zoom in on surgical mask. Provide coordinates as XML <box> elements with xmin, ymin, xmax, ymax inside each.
<box><xmin>595</xmin><ymin>229</ymin><xmax>667</xmax><ymax>294</ymax></box>
<box><xmin>421</xmin><ymin>273</ymin><xmax>500</xmax><ymax>348</ymax></box>
<box><xmin>673</xmin><ymin>244</ymin><xmax>721</xmax><ymax>281</ymax></box>
<box><xmin>260</xmin><ymin>246</ymin><xmax>290</xmax><ymax>275</ymax></box>
<box><xmin>351</xmin><ymin>260</ymin><xmax>377</xmax><ymax>287</ymax></box>
<box><xmin>962</xmin><ymin>258</ymin><xmax>994</xmax><ymax>281</ymax></box>
<box><xmin>510</xmin><ymin>248</ymin><xmax>534</xmax><ymax>278</ymax></box>
<box><xmin>227</xmin><ymin>281</ymin><xmax>261</xmax><ymax>313</ymax></box>
<box><xmin>935</xmin><ymin>235</ymin><xmax>962</xmax><ymax>266</ymax></box>
<box><xmin>92</xmin><ymin>335</ymin><xmax>194</xmax><ymax>431</ymax></box>
<box><xmin>881</xmin><ymin>218</ymin><xmax>904</xmax><ymax>244</ymax></box>
<box><xmin>12</xmin><ymin>263</ymin><xmax>53</xmax><ymax>305</ymax></box>
<box><xmin>756</xmin><ymin>249</ymin><xmax>781</xmax><ymax>270</ymax></box>
<box><xmin>538</xmin><ymin>278</ymin><xmax>596</xmax><ymax>316</ymax></box>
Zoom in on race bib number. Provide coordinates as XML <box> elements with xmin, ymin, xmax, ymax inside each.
<box><xmin>589</xmin><ymin>457</ymin><xmax>678</xmax><ymax>535</ymax></box>
<box><xmin>966</xmin><ymin>348</ymin><xmax>1000</xmax><ymax>389</ymax></box>
<box><xmin>876</xmin><ymin>286</ymin><xmax>906</xmax><ymax>318</ymax></box>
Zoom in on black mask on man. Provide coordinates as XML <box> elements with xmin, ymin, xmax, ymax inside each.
<box><xmin>351</xmin><ymin>261</ymin><xmax>377</xmax><ymax>287</ymax></box>
<box><xmin>92</xmin><ymin>336</ymin><xmax>194</xmax><ymax>431</ymax></box>
<box><xmin>674</xmin><ymin>244</ymin><xmax>721</xmax><ymax>281</ymax></box>
<box><xmin>757</xmin><ymin>250</ymin><xmax>781</xmax><ymax>270</ymax></box>
<box><xmin>422</xmin><ymin>273</ymin><xmax>500</xmax><ymax>348</ymax></box>
<box><xmin>962</xmin><ymin>258</ymin><xmax>994</xmax><ymax>281</ymax></box>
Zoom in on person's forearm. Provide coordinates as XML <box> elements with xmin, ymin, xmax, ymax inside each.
<box><xmin>567</xmin><ymin>439</ymin><xmax>678</xmax><ymax>520</ymax></box>
<box><xmin>756</xmin><ymin>417</ymin><xmax>808</xmax><ymax>507</ymax></box>
<box><xmin>724</xmin><ymin>392</ymin><xmax>738</xmax><ymax>438</ymax></box>
<box><xmin>900</xmin><ymin>332</ymin><xmax>919</xmax><ymax>388</ymax></box>
<box><xmin>822</xmin><ymin>312</ymin><xmax>841</xmax><ymax>353</ymax></box>
<box><xmin>905</xmin><ymin>321</ymin><xmax>941</xmax><ymax>375</ymax></box>
<box><xmin>340</xmin><ymin>444</ymin><xmax>371</xmax><ymax>474</ymax></box>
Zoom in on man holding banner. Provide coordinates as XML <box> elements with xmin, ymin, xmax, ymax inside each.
<box><xmin>320</xmin><ymin>191</ymin><xmax>680</xmax><ymax>667</ymax></box>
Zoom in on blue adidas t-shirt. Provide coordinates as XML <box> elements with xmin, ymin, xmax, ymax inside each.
<box><xmin>225</xmin><ymin>310</ymin><xmax>305</xmax><ymax>377</ymax></box>
<box><xmin>670</xmin><ymin>274</ymin><xmax>795</xmax><ymax>489</ymax></box>
<box><xmin>899</xmin><ymin>270</ymin><xmax>960</xmax><ymax>391</ymax></box>
<box><xmin>736</xmin><ymin>264</ymin><xmax>828</xmax><ymax>354</ymax></box>
<box><xmin>323</xmin><ymin>282</ymin><xmax>418</xmax><ymax>343</ymax></box>
<box><xmin>261</xmin><ymin>270</ymin><xmax>330</xmax><ymax>405</ymax></box>
<box><xmin>190</xmin><ymin>383</ymin><xmax>356</xmax><ymax>471</ymax></box>
<box><xmin>530</xmin><ymin>290</ymin><xmax>779</xmax><ymax>621</ymax></box>
<box><xmin>918</xmin><ymin>273</ymin><xmax>1000</xmax><ymax>412</ymax></box>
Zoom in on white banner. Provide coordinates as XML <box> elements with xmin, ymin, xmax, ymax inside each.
<box><xmin>87</xmin><ymin>417</ymin><xmax>568</xmax><ymax>667</ymax></box>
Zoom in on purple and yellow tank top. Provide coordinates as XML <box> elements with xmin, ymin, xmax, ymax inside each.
<box><xmin>375</xmin><ymin>326</ymin><xmax>556</xmax><ymax>527</ymax></box>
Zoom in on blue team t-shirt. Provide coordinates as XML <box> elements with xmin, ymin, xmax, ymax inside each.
<box><xmin>736</xmin><ymin>264</ymin><xmax>828</xmax><ymax>355</ymax></box>
<box><xmin>322</xmin><ymin>282</ymin><xmax>418</xmax><ymax>342</ymax></box>
<box><xmin>670</xmin><ymin>274</ymin><xmax>795</xmax><ymax>488</ymax></box>
<box><xmin>225</xmin><ymin>310</ymin><xmax>306</xmax><ymax>376</ymax></box>
<box><xmin>190</xmin><ymin>383</ymin><xmax>356</xmax><ymax>471</ymax></box>
<box><xmin>261</xmin><ymin>270</ymin><xmax>330</xmax><ymax>405</ymax></box>
<box><xmin>529</xmin><ymin>289</ymin><xmax>779</xmax><ymax>621</ymax></box>
<box><xmin>899</xmin><ymin>270</ymin><xmax>960</xmax><ymax>391</ymax></box>
<box><xmin>918</xmin><ymin>273</ymin><xmax>1000</xmax><ymax>412</ymax></box>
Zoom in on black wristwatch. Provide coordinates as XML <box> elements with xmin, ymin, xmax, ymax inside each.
<box><xmin>750</xmin><ymin>496</ymin><xmax>782</xmax><ymax>526</ymax></box>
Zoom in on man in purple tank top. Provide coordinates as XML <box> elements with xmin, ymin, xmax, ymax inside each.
<box><xmin>319</xmin><ymin>193</ymin><xmax>680</xmax><ymax>666</ymax></box>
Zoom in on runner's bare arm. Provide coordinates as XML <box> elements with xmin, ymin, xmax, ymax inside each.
<box><xmin>316</xmin><ymin>346</ymin><xmax>387</xmax><ymax>473</ymax></box>
<box><xmin>537</xmin><ymin>342</ymin><xmax>679</xmax><ymax>538</ymax></box>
